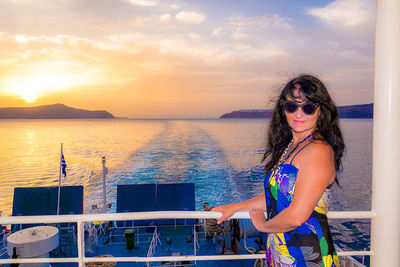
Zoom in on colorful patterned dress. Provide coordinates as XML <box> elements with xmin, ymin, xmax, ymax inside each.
<box><xmin>264</xmin><ymin>163</ymin><xmax>340</xmax><ymax>266</ymax></box>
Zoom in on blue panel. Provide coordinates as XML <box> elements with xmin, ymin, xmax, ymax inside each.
<box><xmin>116</xmin><ymin>183</ymin><xmax>195</xmax><ymax>226</ymax></box>
<box><xmin>156</xmin><ymin>183</ymin><xmax>195</xmax><ymax>225</ymax></box>
<box><xmin>12</xmin><ymin>186</ymin><xmax>83</xmax><ymax>216</ymax></box>
<box><xmin>13</xmin><ymin>187</ymin><xmax>55</xmax><ymax>216</ymax></box>
<box><xmin>12</xmin><ymin>186</ymin><xmax>83</xmax><ymax>230</ymax></box>
<box><xmin>116</xmin><ymin>184</ymin><xmax>157</xmax><ymax>226</ymax></box>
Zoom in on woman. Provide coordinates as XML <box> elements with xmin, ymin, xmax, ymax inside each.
<box><xmin>212</xmin><ymin>74</ymin><xmax>344</xmax><ymax>266</ymax></box>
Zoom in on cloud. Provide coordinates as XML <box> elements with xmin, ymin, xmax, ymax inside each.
<box><xmin>211</xmin><ymin>27</ymin><xmax>223</xmax><ymax>37</ymax></box>
<box><xmin>159</xmin><ymin>14</ymin><xmax>172</xmax><ymax>23</ymax></box>
<box><xmin>188</xmin><ymin>33</ymin><xmax>201</xmax><ymax>41</ymax></box>
<box><xmin>211</xmin><ymin>13</ymin><xmax>294</xmax><ymax>41</ymax></box>
<box><xmin>175</xmin><ymin>11</ymin><xmax>206</xmax><ymax>24</ymax></box>
<box><xmin>307</xmin><ymin>0</ymin><xmax>373</xmax><ymax>27</ymax></box>
<box><xmin>169</xmin><ymin>4</ymin><xmax>180</xmax><ymax>10</ymax></box>
<box><xmin>210</xmin><ymin>14</ymin><xmax>293</xmax><ymax>43</ymax></box>
<box><xmin>232</xmin><ymin>30</ymin><xmax>247</xmax><ymax>40</ymax></box>
<box><xmin>228</xmin><ymin>14</ymin><xmax>293</xmax><ymax>30</ymax></box>
<box><xmin>0</xmin><ymin>33</ymin><xmax>119</xmax><ymax>82</ymax></box>
<box><xmin>122</xmin><ymin>0</ymin><xmax>158</xmax><ymax>7</ymax></box>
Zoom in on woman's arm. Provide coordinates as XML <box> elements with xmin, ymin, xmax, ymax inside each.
<box><xmin>211</xmin><ymin>193</ymin><xmax>266</xmax><ymax>224</ymax></box>
<box><xmin>250</xmin><ymin>142</ymin><xmax>335</xmax><ymax>233</ymax></box>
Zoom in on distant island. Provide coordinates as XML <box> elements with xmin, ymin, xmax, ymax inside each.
<box><xmin>0</xmin><ymin>104</ymin><xmax>115</xmax><ymax>119</ymax></box>
<box><xmin>220</xmin><ymin>103</ymin><xmax>373</xmax><ymax>119</ymax></box>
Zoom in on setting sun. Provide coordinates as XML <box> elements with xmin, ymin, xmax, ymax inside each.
<box><xmin>15</xmin><ymin>75</ymin><xmax>71</xmax><ymax>103</ymax></box>
<box><xmin>19</xmin><ymin>88</ymin><xmax>38</xmax><ymax>103</ymax></box>
<box><xmin>5</xmin><ymin>73</ymin><xmax>91</xmax><ymax>103</ymax></box>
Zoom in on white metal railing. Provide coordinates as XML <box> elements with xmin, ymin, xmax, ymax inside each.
<box><xmin>197</xmin><ymin>220</ymin><xmax>208</xmax><ymax>240</ymax></box>
<box><xmin>336</xmin><ymin>246</ymin><xmax>368</xmax><ymax>267</ymax></box>
<box><xmin>0</xmin><ymin>229</ymin><xmax>7</xmax><ymax>258</ymax></box>
<box><xmin>193</xmin><ymin>226</ymin><xmax>200</xmax><ymax>252</ymax></box>
<box><xmin>146</xmin><ymin>227</ymin><xmax>161</xmax><ymax>267</ymax></box>
<box><xmin>0</xmin><ymin>210</ymin><xmax>374</xmax><ymax>266</ymax></box>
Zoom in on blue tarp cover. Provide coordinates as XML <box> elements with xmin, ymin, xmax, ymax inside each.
<box><xmin>12</xmin><ymin>186</ymin><xmax>84</xmax><ymax>216</ymax></box>
<box><xmin>116</xmin><ymin>183</ymin><xmax>195</xmax><ymax>226</ymax></box>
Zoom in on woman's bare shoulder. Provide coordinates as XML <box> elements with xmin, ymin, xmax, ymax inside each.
<box><xmin>296</xmin><ymin>139</ymin><xmax>334</xmax><ymax>167</ymax></box>
<box><xmin>292</xmin><ymin>139</ymin><xmax>334</xmax><ymax>168</ymax></box>
<box><xmin>310</xmin><ymin>138</ymin><xmax>332</xmax><ymax>150</ymax></box>
<box><xmin>308</xmin><ymin>139</ymin><xmax>333</xmax><ymax>156</ymax></box>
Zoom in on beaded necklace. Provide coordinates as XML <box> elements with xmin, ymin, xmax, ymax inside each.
<box><xmin>273</xmin><ymin>131</ymin><xmax>315</xmax><ymax>170</ymax></box>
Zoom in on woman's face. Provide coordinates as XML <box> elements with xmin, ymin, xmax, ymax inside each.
<box><xmin>284</xmin><ymin>88</ymin><xmax>320</xmax><ymax>135</ymax></box>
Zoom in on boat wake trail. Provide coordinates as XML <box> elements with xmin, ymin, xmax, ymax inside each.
<box><xmin>107</xmin><ymin>120</ymin><xmax>252</xmax><ymax>210</ymax></box>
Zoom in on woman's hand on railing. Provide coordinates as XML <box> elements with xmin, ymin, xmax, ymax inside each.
<box><xmin>211</xmin><ymin>204</ymin><xmax>238</xmax><ymax>224</ymax></box>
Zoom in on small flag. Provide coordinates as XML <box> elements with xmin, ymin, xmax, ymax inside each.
<box><xmin>61</xmin><ymin>152</ymin><xmax>67</xmax><ymax>177</ymax></box>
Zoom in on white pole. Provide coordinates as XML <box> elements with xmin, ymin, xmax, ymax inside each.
<box><xmin>77</xmin><ymin>220</ymin><xmax>85</xmax><ymax>267</ymax></box>
<box><xmin>371</xmin><ymin>0</ymin><xmax>400</xmax><ymax>266</ymax></box>
<box><xmin>102</xmin><ymin>156</ymin><xmax>107</xmax><ymax>213</ymax></box>
<box><xmin>57</xmin><ymin>143</ymin><xmax>63</xmax><ymax>216</ymax></box>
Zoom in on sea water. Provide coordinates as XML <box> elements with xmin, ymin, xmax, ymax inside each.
<box><xmin>0</xmin><ymin>118</ymin><xmax>372</xmax><ymax>259</ymax></box>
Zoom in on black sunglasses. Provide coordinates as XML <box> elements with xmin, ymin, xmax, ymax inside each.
<box><xmin>284</xmin><ymin>101</ymin><xmax>319</xmax><ymax>115</ymax></box>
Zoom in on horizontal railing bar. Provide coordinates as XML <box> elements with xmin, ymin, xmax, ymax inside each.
<box><xmin>0</xmin><ymin>210</ymin><xmax>376</xmax><ymax>224</ymax></box>
<box><xmin>0</xmin><ymin>251</ymin><xmax>373</xmax><ymax>265</ymax></box>
<box><xmin>86</xmin><ymin>254</ymin><xmax>266</xmax><ymax>262</ymax></box>
<box><xmin>0</xmin><ymin>255</ymin><xmax>265</xmax><ymax>265</ymax></box>
<box><xmin>0</xmin><ymin>258</ymin><xmax>79</xmax><ymax>264</ymax></box>
<box><xmin>338</xmin><ymin>251</ymin><xmax>373</xmax><ymax>256</ymax></box>
<box><xmin>85</xmin><ymin>252</ymin><xmax>374</xmax><ymax>262</ymax></box>
<box><xmin>327</xmin><ymin>211</ymin><xmax>375</xmax><ymax>219</ymax></box>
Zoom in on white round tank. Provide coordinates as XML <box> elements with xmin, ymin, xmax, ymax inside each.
<box><xmin>7</xmin><ymin>225</ymin><xmax>59</xmax><ymax>267</ymax></box>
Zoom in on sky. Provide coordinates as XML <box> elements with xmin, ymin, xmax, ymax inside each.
<box><xmin>0</xmin><ymin>0</ymin><xmax>375</xmax><ymax>118</ymax></box>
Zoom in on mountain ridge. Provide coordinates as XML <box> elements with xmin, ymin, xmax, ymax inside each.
<box><xmin>0</xmin><ymin>103</ymin><xmax>115</xmax><ymax>119</ymax></box>
<box><xmin>220</xmin><ymin>103</ymin><xmax>373</xmax><ymax>119</ymax></box>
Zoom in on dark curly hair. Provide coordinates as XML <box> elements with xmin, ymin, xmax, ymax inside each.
<box><xmin>262</xmin><ymin>74</ymin><xmax>345</xmax><ymax>184</ymax></box>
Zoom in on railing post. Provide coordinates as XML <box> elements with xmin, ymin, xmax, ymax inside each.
<box><xmin>194</xmin><ymin>227</ymin><xmax>198</xmax><ymax>265</ymax></box>
<box><xmin>77</xmin><ymin>220</ymin><xmax>85</xmax><ymax>267</ymax></box>
<box><xmin>371</xmin><ymin>0</ymin><xmax>400</xmax><ymax>266</ymax></box>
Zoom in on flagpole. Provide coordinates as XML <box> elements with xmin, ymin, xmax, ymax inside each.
<box><xmin>102</xmin><ymin>156</ymin><xmax>107</xmax><ymax>213</ymax></box>
<box><xmin>57</xmin><ymin>143</ymin><xmax>63</xmax><ymax>215</ymax></box>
